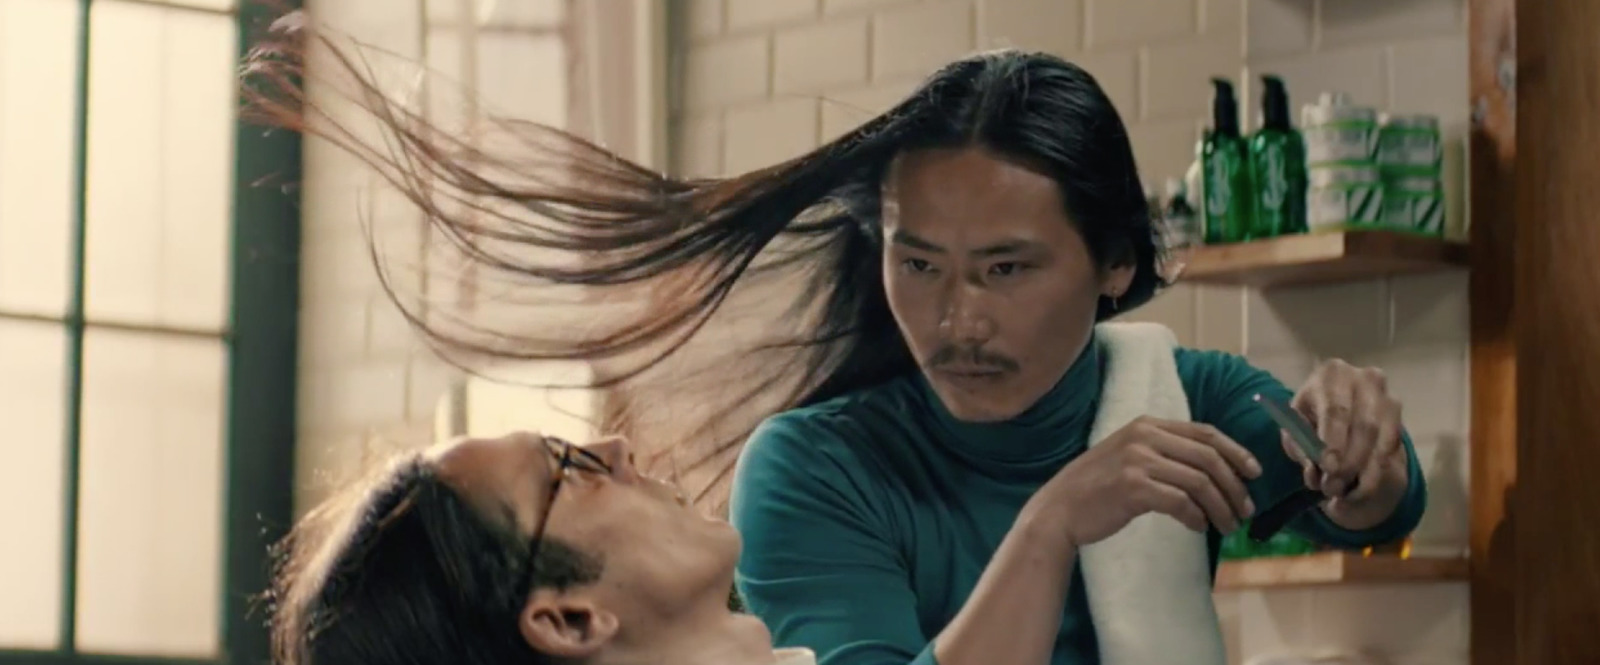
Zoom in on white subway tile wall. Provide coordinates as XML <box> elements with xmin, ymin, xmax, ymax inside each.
<box><xmin>726</xmin><ymin>0</ymin><xmax>819</xmax><ymax>31</ymax></box>
<box><xmin>1085</xmin><ymin>0</ymin><xmax>1197</xmax><ymax>50</ymax></box>
<box><xmin>980</xmin><ymin>0</ymin><xmax>1082</xmax><ymax>54</ymax></box>
<box><xmin>670</xmin><ymin>0</ymin><xmax>1471</xmax><ymax>662</ymax></box>
<box><xmin>871</xmin><ymin>1</ymin><xmax>975</xmax><ymax>81</ymax></box>
<box><xmin>774</xmin><ymin>18</ymin><xmax>871</xmax><ymax>94</ymax></box>
<box><xmin>724</xmin><ymin>98</ymin><xmax>822</xmax><ymax>172</ymax></box>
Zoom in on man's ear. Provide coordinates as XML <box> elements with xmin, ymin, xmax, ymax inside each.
<box><xmin>519</xmin><ymin>591</ymin><xmax>620</xmax><ymax>658</ymax></box>
<box><xmin>1106</xmin><ymin>261</ymin><xmax>1136</xmax><ymax>291</ymax></box>
<box><xmin>1101</xmin><ymin>239</ymin><xmax>1140</xmax><ymax>295</ymax></box>
<box><xmin>1102</xmin><ymin>259</ymin><xmax>1136</xmax><ymax>299</ymax></box>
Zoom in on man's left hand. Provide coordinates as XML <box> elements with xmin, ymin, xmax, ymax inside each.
<box><xmin>1288</xmin><ymin>359</ymin><xmax>1410</xmax><ymax>529</ymax></box>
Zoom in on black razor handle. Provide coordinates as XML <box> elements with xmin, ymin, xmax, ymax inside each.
<box><xmin>1247</xmin><ymin>477</ymin><xmax>1361</xmax><ymax>543</ymax></box>
<box><xmin>1247</xmin><ymin>489</ymin><xmax>1323</xmax><ymax>542</ymax></box>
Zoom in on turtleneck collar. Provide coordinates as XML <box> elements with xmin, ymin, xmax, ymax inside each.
<box><xmin>912</xmin><ymin>333</ymin><xmax>1103</xmax><ymax>474</ymax></box>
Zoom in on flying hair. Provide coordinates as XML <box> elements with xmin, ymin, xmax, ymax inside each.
<box><xmin>238</xmin><ymin>9</ymin><xmax>1164</xmax><ymax>511</ymax></box>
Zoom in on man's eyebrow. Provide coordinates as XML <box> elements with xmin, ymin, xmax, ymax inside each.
<box><xmin>889</xmin><ymin>230</ymin><xmax>943</xmax><ymax>252</ymax></box>
<box><xmin>971</xmin><ymin>239</ymin><xmax>1047</xmax><ymax>258</ymax></box>
<box><xmin>891</xmin><ymin>231</ymin><xmax>1047</xmax><ymax>258</ymax></box>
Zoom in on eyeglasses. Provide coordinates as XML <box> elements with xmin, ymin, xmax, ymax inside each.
<box><xmin>517</xmin><ymin>436</ymin><xmax>613</xmax><ymax>592</ymax></box>
<box><xmin>529</xmin><ymin>435</ymin><xmax>613</xmax><ymax>549</ymax></box>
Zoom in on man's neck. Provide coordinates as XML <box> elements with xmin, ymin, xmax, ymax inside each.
<box><xmin>604</xmin><ymin>607</ymin><xmax>776</xmax><ymax>665</ymax></box>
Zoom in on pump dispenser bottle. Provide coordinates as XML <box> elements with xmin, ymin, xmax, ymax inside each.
<box><xmin>1249</xmin><ymin>75</ymin><xmax>1308</xmax><ymax>236</ymax></box>
<box><xmin>1200</xmin><ymin>78</ymin><xmax>1251</xmax><ymax>243</ymax></box>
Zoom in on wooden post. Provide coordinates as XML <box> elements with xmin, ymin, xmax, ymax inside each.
<box><xmin>1466</xmin><ymin>0</ymin><xmax>1517</xmax><ymax>663</ymax></box>
<box><xmin>1511</xmin><ymin>0</ymin><xmax>1600</xmax><ymax>662</ymax></box>
<box><xmin>1472</xmin><ymin>0</ymin><xmax>1600</xmax><ymax>662</ymax></box>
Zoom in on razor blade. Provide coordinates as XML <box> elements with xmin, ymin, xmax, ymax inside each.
<box><xmin>1253</xmin><ymin>393</ymin><xmax>1327</xmax><ymax>464</ymax></box>
<box><xmin>1246</xmin><ymin>392</ymin><xmax>1357</xmax><ymax>543</ymax></box>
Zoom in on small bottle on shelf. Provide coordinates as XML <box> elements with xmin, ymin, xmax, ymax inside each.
<box><xmin>1200</xmin><ymin>78</ymin><xmax>1253</xmax><ymax>244</ymax></box>
<box><xmin>1248</xmin><ymin>75</ymin><xmax>1308</xmax><ymax>238</ymax></box>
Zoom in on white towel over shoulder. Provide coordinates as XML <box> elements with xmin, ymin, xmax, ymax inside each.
<box><xmin>1078</xmin><ymin>322</ymin><xmax>1227</xmax><ymax>665</ymax></box>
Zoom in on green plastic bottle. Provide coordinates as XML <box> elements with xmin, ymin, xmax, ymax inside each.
<box><xmin>1201</xmin><ymin>78</ymin><xmax>1252</xmax><ymax>244</ymax></box>
<box><xmin>1221</xmin><ymin>520</ymin><xmax>1319</xmax><ymax>560</ymax></box>
<box><xmin>1220</xmin><ymin>521</ymin><xmax>1256</xmax><ymax>560</ymax></box>
<box><xmin>1266</xmin><ymin>530</ymin><xmax>1318</xmax><ymax>557</ymax></box>
<box><xmin>1249</xmin><ymin>75</ymin><xmax>1308</xmax><ymax>237</ymax></box>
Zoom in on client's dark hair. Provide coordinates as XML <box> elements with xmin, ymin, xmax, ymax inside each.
<box><xmin>268</xmin><ymin>456</ymin><xmax>602</xmax><ymax>665</ymax></box>
<box><xmin>240</xmin><ymin>11</ymin><xmax>1162</xmax><ymax>512</ymax></box>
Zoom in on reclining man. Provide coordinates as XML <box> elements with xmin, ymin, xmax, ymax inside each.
<box><xmin>269</xmin><ymin>431</ymin><xmax>813</xmax><ymax>665</ymax></box>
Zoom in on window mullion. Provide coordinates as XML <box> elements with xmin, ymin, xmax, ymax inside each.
<box><xmin>57</xmin><ymin>0</ymin><xmax>95</xmax><ymax>652</ymax></box>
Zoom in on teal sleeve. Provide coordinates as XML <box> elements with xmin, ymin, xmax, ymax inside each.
<box><xmin>730</xmin><ymin>415</ymin><xmax>940</xmax><ymax>665</ymax></box>
<box><xmin>1176</xmin><ymin>349</ymin><xmax>1428</xmax><ymax>548</ymax></box>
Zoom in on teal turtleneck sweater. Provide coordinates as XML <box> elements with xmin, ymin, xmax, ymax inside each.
<box><xmin>728</xmin><ymin>339</ymin><xmax>1426</xmax><ymax>665</ymax></box>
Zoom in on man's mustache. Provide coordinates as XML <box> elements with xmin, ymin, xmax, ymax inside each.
<box><xmin>926</xmin><ymin>346</ymin><xmax>1020</xmax><ymax>372</ymax></box>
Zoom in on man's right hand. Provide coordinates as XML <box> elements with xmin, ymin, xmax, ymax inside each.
<box><xmin>1027</xmin><ymin>417</ymin><xmax>1262</xmax><ymax>548</ymax></box>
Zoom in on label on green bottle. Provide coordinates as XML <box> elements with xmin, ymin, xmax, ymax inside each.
<box><xmin>1205</xmin><ymin>157</ymin><xmax>1233</xmax><ymax>219</ymax></box>
<box><xmin>1252</xmin><ymin>139</ymin><xmax>1306</xmax><ymax>236</ymax></box>
<box><xmin>1259</xmin><ymin>148</ymin><xmax>1288</xmax><ymax>210</ymax></box>
<box><xmin>1202</xmin><ymin>141</ymin><xmax>1251</xmax><ymax>243</ymax></box>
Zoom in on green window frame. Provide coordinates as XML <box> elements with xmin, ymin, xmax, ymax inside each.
<box><xmin>0</xmin><ymin>0</ymin><xmax>299</xmax><ymax>663</ymax></box>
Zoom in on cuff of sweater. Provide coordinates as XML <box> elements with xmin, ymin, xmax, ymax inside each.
<box><xmin>909</xmin><ymin>642</ymin><xmax>940</xmax><ymax>665</ymax></box>
<box><xmin>1298</xmin><ymin>431</ymin><xmax>1428</xmax><ymax>548</ymax></box>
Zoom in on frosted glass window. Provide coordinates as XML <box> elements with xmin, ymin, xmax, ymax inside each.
<box><xmin>0</xmin><ymin>0</ymin><xmax>80</xmax><ymax>317</ymax></box>
<box><xmin>83</xmin><ymin>1</ymin><xmax>235</xmax><ymax>332</ymax></box>
<box><xmin>75</xmin><ymin>330</ymin><xmax>226</xmax><ymax>657</ymax></box>
<box><xmin>0</xmin><ymin>321</ymin><xmax>68</xmax><ymax>649</ymax></box>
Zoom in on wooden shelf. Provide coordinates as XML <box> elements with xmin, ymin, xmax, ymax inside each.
<box><xmin>1180</xmin><ymin>230</ymin><xmax>1468</xmax><ymax>288</ymax></box>
<box><xmin>1215</xmin><ymin>552</ymin><xmax>1469</xmax><ymax>590</ymax></box>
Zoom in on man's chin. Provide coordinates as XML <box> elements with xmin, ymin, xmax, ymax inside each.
<box><xmin>730</xmin><ymin>610</ymin><xmax>771</xmax><ymax>640</ymax></box>
<box><xmin>933</xmin><ymin>389</ymin><xmax>1026</xmax><ymax>423</ymax></box>
<box><xmin>694</xmin><ymin>517</ymin><xmax>743</xmax><ymax>576</ymax></box>
<box><xmin>925</xmin><ymin>374</ymin><xmax>1027</xmax><ymax>421</ymax></box>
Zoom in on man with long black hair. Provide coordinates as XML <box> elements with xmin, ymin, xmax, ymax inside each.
<box><xmin>245</xmin><ymin>13</ymin><xmax>1425</xmax><ymax>665</ymax></box>
<box><xmin>270</xmin><ymin>432</ymin><xmax>814</xmax><ymax>665</ymax></box>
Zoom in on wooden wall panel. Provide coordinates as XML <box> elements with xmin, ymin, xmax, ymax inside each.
<box><xmin>1511</xmin><ymin>0</ymin><xmax>1600</xmax><ymax>662</ymax></box>
<box><xmin>1466</xmin><ymin>0</ymin><xmax>1518</xmax><ymax>661</ymax></box>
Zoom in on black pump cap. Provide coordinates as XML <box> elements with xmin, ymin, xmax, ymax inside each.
<box><xmin>1261</xmin><ymin>74</ymin><xmax>1290</xmax><ymax>130</ymax></box>
<box><xmin>1210</xmin><ymin>78</ymin><xmax>1239</xmax><ymax>137</ymax></box>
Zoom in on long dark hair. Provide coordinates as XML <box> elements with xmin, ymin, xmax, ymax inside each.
<box><xmin>267</xmin><ymin>455</ymin><xmax>603</xmax><ymax>665</ymax></box>
<box><xmin>240</xmin><ymin>11</ymin><xmax>1163</xmax><ymax>512</ymax></box>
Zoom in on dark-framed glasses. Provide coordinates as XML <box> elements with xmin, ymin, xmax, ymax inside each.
<box><xmin>530</xmin><ymin>435</ymin><xmax>613</xmax><ymax>547</ymax></box>
<box><xmin>516</xmin><ymin>436</ymin><xmax>614</xmax><ymax>593</ymax></box>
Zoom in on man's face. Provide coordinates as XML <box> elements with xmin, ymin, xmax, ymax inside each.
<box><xmin>882</xmin><ymin>147</ymin><xmax>1133</xmax><ymax>422</ymax></box>
<box><xmin>431</xmin><ymin>433</ymin><xmax>744</xmax><ymax>653</ymax></box>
